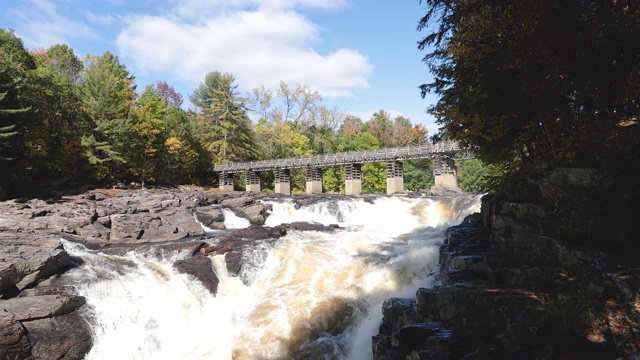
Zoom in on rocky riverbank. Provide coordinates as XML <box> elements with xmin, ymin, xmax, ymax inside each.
<box><xmin>373</xmin><ymin>194</ymin><xmax>640</xmax><ymax>359</ymax></box>
<box><xmin>0</xmin><ymin>186</ymin><xmax>341</xmax><ymax>359</ymax></box>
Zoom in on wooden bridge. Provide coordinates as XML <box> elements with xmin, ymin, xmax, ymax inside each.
<box><xmin>212</xmin><ymin>140</ymin><xmax>472</xmax><ymax>195</ymax></box>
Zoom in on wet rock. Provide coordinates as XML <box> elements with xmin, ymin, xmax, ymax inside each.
<box><xmin>280</xmin><ymin>222</ymin><xmax>339</xmax><ymax>232</ymax></box>
<box><xmin>173</xmin><ymin>254</ymin><xmax>219</xmax><ymax>295</ymax></box>
<box><xmin>195</xmin><ymin>207</ymin><xmax>224</xmax><ymax>228</ymax></box>
<box><xmin>221</xmin><ymin>195</ymin><xmax>268</xmax><ymax>225</ymax></box>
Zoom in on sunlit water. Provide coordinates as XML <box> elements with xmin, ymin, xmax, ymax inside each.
<box><xmin>62</xmin><ymin>194</ymin><xmax>481</xmax><ymax>359</ymax></box>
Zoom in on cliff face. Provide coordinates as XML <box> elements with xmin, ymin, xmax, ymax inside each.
<box><xmin>373</xmin><ymin>192</ymin><xmax>640</xmax><ymax>359</ymax></box>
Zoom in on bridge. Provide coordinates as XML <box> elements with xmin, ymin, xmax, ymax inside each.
<box><xmin>213</xmin><ymin>140</ymin><xmax>472</xmax><ymax>195</ymax></box>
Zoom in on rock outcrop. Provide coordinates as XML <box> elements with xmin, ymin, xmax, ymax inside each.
<box><xmin>0</xmin><ymin>232</ymin><xmax>91</xmax><ymax>359</ymax></box>
<box><xmin>373</xmin><ymin>195</ymin><xmax>640</xmax><ymax>359</ymax></box>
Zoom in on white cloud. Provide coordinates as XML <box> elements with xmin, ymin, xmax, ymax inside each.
<box><xmin>116</xmin><ymin>1</ymin><xmax>372</xmax><ymax>101</ymax></box>
<box><xmin>7</xmin><ymin>0</ymin><xmax>99</xmax><ymax>49</ymax></box>
<box><xmin>170</xmin><ymin>0</ymin><xmax>347</xmax><ymax>21</ymax></box>
<box><xmin>86</xmin><ymin>10</ymin><xmax>116</xmax><ymax>26</ymax></box>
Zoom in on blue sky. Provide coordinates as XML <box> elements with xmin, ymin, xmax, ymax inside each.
<box><xmin>0</xmin><ymin>0</ymin><xmax>440</xmax><ymax>134</ymax></box>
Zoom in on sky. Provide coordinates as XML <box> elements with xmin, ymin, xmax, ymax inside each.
<box><xmin>0</xmin><ymin>0</ymin><xmax>441</xmax><ymax>134</ymax></box>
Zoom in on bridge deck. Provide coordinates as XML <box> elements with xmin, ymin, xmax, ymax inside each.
<box><xmin>213</xmin><ymin>141</ymin><xmax>470</xmax><ymax>173</ymax></box>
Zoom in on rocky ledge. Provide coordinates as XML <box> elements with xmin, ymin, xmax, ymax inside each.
<box><xmin>373</xmin><ymin>195</ymin><xmax>640</xmax><ymax>359</ymax></box>
<box><xmin>0</xmin><ymin>186</ymin><xmax>341</xmax><ymax>359</ymax></box>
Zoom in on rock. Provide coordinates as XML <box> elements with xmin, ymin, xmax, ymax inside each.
<box><xmin>221</xmin><ymin>195</ymin><xmax>268</xmax><ymax>225</ymax></box>
<box><xmin>0</xmin><ymin>311</ymin><xmax>30</xmax><ymax>359</ymax></box>
<box><xmin>280</xmin><ymin>222</ymin><xmax>339</xmax><ymax>232</ymax></box>
<box><xmin>173</xmin><ymin>254</ymin><xmax>219</xmax><ymax>294</ymax></box>
<box><xmin>195</xmin><ymin>207</ymin><xmax>224</xmax><ymax>227</ymax></box>
<box><xmin>108</xmin><ymin>208</ymin><xmax>204</xmax><ymax>245</ymax></box>
<box><xmin>0</xmin><ymin>232</ymin><xmax>70</xmax><ymax>297</ymax></box>
<box><xmin>24</xmin><ymin>312</ymin><xmax>92</xmax><ymax>360</ymax></box>
<box><xmin>1</xmin><ymin>295</ymin><xmax>86</xmax><ymax>320</ymax></box>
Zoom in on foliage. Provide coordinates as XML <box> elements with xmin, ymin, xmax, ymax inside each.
<box><xmin>0</xmin><ymin>29</ymin><xmax>34</xmax><ymax>187</ymax></box>
<box><xmin>456</xmin><ymin>158</ymin><xmax>490</xmax><ymax>193</ymax></box>
<box><xmin>192</xmin><ymin>71</ymin><xmax>258</xmax><ymax>164</ymax></box>
<box><xmin>25</xmin><ymin>45</ymin><xmax>88</xmax><ymax>183</ymax></box>
<box><xmin>76</xmin><ymin>51</ymin><xmax>136</xmax><ymax>181</ymax></box>
<box><xmin>418</xmin><ymin>0</ymin><xmax>640</xmax><ymax>190</ymax></box>
<box><xmin>404</xmin><ymin>159</ymin><xmax>434</xmax><ymax>192</ymax></box>
<box><xmin>1</xmin><ymin>28</ymin><xmax>467</xmax><ymax>195</ymax></box>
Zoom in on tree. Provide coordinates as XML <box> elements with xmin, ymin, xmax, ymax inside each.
<box><xmin>418</xmin><ymin>0</ymin><xmax>640</xmax><ymax>186</ymax></box>
<box><xmin>157</xmin><ymin>81</ymin><xmax>183</xmax><ymax>108</ymax></box>
<box><xmin>26</xmin><ymin>45</ymin><xmax>88</xmax><ymax>183</ymax></box>
<box><xmin>76</xmin><ymin>51</ymin><xmax>136</xmax><ymax>181</ymax></box>
<box><xmin>0</xmin><ymin>29</ymin><xmax>35</xmax><ymax>187</ymax></box>
<box><xmin>129</xmin><ymin>85</ymin><xmax>167</xmax><ymax>187</ymax></box>
<box><xmin>0</xmin><ymin>92</ymin><xmax>26</xmax><ymax>160</ymax></box>
<box><xmin>192</xmin><ymin>71</ymin><xmax>258</xmax><ymax>164</ymax></box>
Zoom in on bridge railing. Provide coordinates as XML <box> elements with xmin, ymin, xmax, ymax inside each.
<box><xmin>212</xmin><ymin>140</ymin><xmax>467</xmax><ymax>173</ymax></box>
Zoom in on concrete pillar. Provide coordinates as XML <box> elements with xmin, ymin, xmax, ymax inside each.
<box><xmin>245</xmin><ymin>170</ymin><xmax>261</xmax><ymax>193</ymax></box>
<box><xmin>274</xmin><ymin>169</ymin><xmax>291</xmax><ymax>195</ymax></box>
<box><xmin>386</xmin><ymin>160</ymin><xmax>404</xmax><ymax>195</ymax></box>
<box><xmin>219</xmin><ymin>172</ymin><xmax>234</xmax><ymax>192</ymax></box>
<box><xmin>345</xmin><ymin>163</ymin><xmax>362</xmax><ymax>195</ymax></box>
<box><xmin>433</xmin><ymin>156</ymin><xmax>459</xmax><ymax>189</ymax></box>
<box><xmin>305</xmin><ymin>166</ymin><xmax>323</xmax><ymax>194</ymax></box>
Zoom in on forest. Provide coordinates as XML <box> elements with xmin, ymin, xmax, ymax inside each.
<box><xmin>0</xmin><ymin>28</ymin><xmax>487</xmax><ymax>197</ymax></box>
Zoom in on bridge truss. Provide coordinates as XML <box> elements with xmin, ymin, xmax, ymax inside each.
<box><xmin>212</xmin><ymin>140</ymin><xmax>473</xmax><ymax>173</ymax></box>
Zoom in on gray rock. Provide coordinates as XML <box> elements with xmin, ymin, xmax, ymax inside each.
<box><xmin>221</xmin><ymin>195</ymin><xmax>268</xmax><ymax>225</ymax></box>
<box><xmin>0</xmin><ymin>311</ymin><xmax>30</xmax><ymax>359</ymax></box>
<box><xmin>173</xmin><ymin>254</ymin><xmax>219</xmax><ymax>294</ymax></box>
<box><xmin>0</xmin><ymin>233</ymin><xmax>70</xmax><ymax>297</ymax></box>
<box><xmin>24</xmin><ymin>312</ymin><xmax>92</xmax><ymax>360</ymax></box>
<box><xmin>195</xmin><ymin>207</ymin><xmax>224</xmax><ymax>227</ymax></box>
<box><xmin>1</xmin><ymin>295</ymin><xmax>85</xmax><ymax>320</ymax></box>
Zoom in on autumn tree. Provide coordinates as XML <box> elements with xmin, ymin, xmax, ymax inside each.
<box><xmin>26</xmin><ymin>45</ymin><xmax>88</xmax><ymax>184</ymax></box>
<box><xmin>128</xmin><ymin>85</ymin><xmax>167</xmax><ymax>187</ymax></box>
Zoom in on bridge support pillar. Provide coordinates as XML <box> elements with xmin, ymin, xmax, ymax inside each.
<box><xmin>345</xmin><ymin>163</ymin><xmax>362</xmax><ymax>195</ymax></box>
<box><xmin>433</xmin><ymin>156</ymin><xmax>459</xmax><ymax>189</ymax></box>
<box><xmin>386</xmin><ymin>160</ymin><xmax>404</xmax><ymax>195</ymax></box>
<box><xmin>219</xmin><ymin>172</ymin><xmax>234</xmax><ymax>192</ymax></box>
<box><xmin>305</xmin><ymin>166</ymin><xmax>323</xmax><ymax>194</ymax></box>
<box><xmin>274</xmin><ymin>169</ymin><xmax>291</xmax><ymax>195</ymax></box>
<box><xmin>245</xmin><ymin>170</ymin><xmax>261</xmax><ymax>193</ymax></box>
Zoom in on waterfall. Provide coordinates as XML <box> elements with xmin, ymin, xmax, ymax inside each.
<box><xmin>63</xmin><ymin>194</ymin><xmax>482</xmax><ymax>359</ymax></box>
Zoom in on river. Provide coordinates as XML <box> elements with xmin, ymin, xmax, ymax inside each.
<box><xmin>61</xmin><ymin>194</ymin><xmax>481</xmax><ymax>359</ymax></box>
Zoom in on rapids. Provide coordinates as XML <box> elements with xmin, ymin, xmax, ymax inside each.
<box><xmin>62</xmin><ymin>194</ymin><xmax>481</xmax><ymax>359</ymax></box>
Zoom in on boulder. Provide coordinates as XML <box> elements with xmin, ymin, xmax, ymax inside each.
<box><xmin>195</xmin><ymin>207</ymin><xmax>224</xmax><ymax>228</ymax></box>
<box><xmin>0</xmin><ymin>232</ymin><xmax>70</xmax><ymax>297</ymax></box>
<box><xmin>173</xmin><ymin>254</ymin><xmax>219</xmax><ymax>295</ymax></box>
<box><xmin>221</xmin><ymin>195</ymin><xmax>268</xmax><ymax>225</ymax></box>
<box><xmin>24</xmin><ymin>312</ymin><xmax>92</xmax><ymax>360</ymax></box>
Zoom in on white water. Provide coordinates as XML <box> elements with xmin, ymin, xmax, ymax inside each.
<box><xmin>63</xmin><ymin>194</ymin><xmax>481</xmax><ymax>359</ymax></box>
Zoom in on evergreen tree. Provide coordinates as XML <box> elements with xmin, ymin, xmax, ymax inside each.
<box><xmin>192</xmin><ymin>71</ymin><xmax>258</xmax><ymax>163</ymax></box>
<box><xmin>76</xmin><ymin>51</ymin><xmax>136</xmax><ymax>181</ymax></box>
<box><xmin>0</xmin><ymin>29</ymin><xmax>34</xmax><ymax>188</ymax></box>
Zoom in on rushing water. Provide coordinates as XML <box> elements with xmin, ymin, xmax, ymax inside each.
<box><xmin>62</xmin><ymin>194</ymin><xmax>481</xmax><ymax>359</ymax></box>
